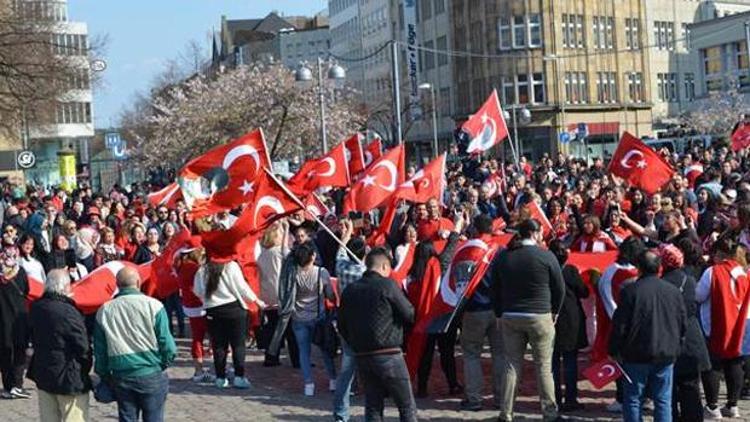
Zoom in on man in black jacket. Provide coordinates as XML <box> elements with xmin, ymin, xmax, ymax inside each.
<box><xmin>339</xmin><ymin>247</ymin><xmax>416</xmax><ymax>422</ymax></box>
<box><xmin>609</xmin><ymin>250</ymin><xmax>686</xmax><ymax>422</ymax></box>
<box><xmin>28</xmin><ymin>269</ymin><xmax>91</xmax><ymax>421</ymax></box>
<box><xmin>492</xmin><ymin>219</ymin><xmax>565</xmax><ymax>422</ymax></box>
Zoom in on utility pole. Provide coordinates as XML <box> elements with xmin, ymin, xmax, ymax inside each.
<box><xmin>391</xmin><ymin>41</ymin><xmax>402</xmax><ymax>144</ymax></box>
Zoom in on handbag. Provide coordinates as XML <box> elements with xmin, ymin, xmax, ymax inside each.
<box><xmin>311</xmin><ymin>268</ymin><xmax>340</xmax><ymax>356</ymax></box>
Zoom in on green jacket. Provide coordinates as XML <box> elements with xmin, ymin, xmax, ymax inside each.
<box><xmin>94</xmin><ymin>288</ymin><xmax>176</xmax><ymax>379</ymax></box>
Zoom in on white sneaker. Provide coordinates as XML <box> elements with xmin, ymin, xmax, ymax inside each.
<box><xmin>704</xmin><ymin>405</ymin><xmax>723</xmax><ymax>420</ymax></box>
<box><xmin>606</xmin><ymin>401</ymin><xmax>622</xmax><ymax>413</ymax></box>
<box><xmin>304</xmin><ymin>383</ymin><xmax>315</xmax><ymax>397</ymax></box>
<box><xmin>721</xmin><ymin>406</ymin><xmax>740</xmax><ymax>418</ymax></box>
<box><xmin>329</xmin><ymin>379</ymin><xmax>337</xmax><ymax>392</ymax></box>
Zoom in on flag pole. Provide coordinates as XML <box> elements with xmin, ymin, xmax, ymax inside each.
<box><xmin>264</xmin><ymin>168</ymin><xmax>365</xmax><ymax>266</ymax></box>
<box><xmin>614</xmin><ymin>361</ymin><xmax>633</xmax><ymax>384</ymax></box>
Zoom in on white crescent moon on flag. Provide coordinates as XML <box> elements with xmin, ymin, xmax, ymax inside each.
<box><xmin>364</xmin><ymin>151</ymin><xmax>374</xmax><ymax>166</ymax></box>
<box><xmin>401</xmin><ymin>169</ymin><xmax>424</xmax><ymax>188</ymax></box>
<box><xmin>599</xmin><ymin>364</ymin><xmax>616</xmax><ymax>378</ymax></box>
<box><xmin>306</xmin><ymin>205</ymin><xmax>322</xmax><ymax>217</ymax></box>
<box><xmin>467</xmin><ymin>116</ymin><xmax>497</xmax><ymax>153</ymax></box>
<box><xmin>316</xmin><ymin>157</ymin><xmax>336</xmax><ymax>177</ymax></box>
<box><xmin>372</xmin><ymin>160</ymin><xmax>398</xmax><ymax>192</ymax></box>
<box><xmin>223</xmin><ymin>145</ymin><xmax>260</xmax><ymax>170</ymax></box>
<box><xmin>253</xmin><ymin>196</ymin><xmax>285</xmax><ymax>226</ymax></box>
<box><xmin>619</xmin><ymin>150</ymin><xmax>644</xmax><ymax>169</ymax></box>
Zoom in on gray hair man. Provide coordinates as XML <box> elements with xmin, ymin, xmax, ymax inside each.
<box><xmin>94</xmin><ymin>266</ymin><xmax>176</xmax><ymax>422</ymax></box>
<box><xmin>29</xmin><ymin>269</ymin><xmax>92</xmax><ymax>421</ymax></box>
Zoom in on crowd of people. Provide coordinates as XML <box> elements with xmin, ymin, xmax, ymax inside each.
<box><xmin>0</xmin><ymin>136</ymin><xmax>748</xmax><ymax>422</ymax></box>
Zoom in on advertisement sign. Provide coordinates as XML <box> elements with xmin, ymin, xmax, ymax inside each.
<box><xmin>404</xmin><ymin>0</ymin><xmax>422</xmax><ymax>121</ymax></box>
<box><xmin>58</xmin><ymin>152</ymin><xmax>77</xmax><ymax>192</ymax></box>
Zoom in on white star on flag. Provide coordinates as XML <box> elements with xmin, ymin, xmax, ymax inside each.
<box><xmin>636</xmin><ymin>160</ymin><xmax>647</xmax><ymax>169</ymax></box>
<box><xmin>480</xmin><ymin>112</ymin><xmax>489</xmax><ymax>123</ymax></box>
<box><xmin>362</xmin><ymin>175</ymin><xmax>376</xmax><ymax>187</ymax></box>
<box><xmin>239</xmin><ymin>180</ymin><xmax>254</xmax><ymax>195</ymax></box>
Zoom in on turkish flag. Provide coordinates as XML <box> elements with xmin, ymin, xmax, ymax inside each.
<box><xmin>390</xmin><ymin>241</ymin><xmax>415</xmax><ymax>288</ymax></box>
<box><xmin>684</xmin><ymin>163</ymin><xmax>704</xmax><ymax>188</ymax></box>
<box><xmin>395</xmin><ymin>153</ymin><xmax>446</xmax><ymax>203</ymax></box>
<box><xmin>344</xmin><ymin>133</ymin><xmax>366</xmax><ymax>175</ymax></box>
<box><xmin>178</xmin><ymin>129</ymin><xmax>270</xmax><ymax>218</ymax></box>
<box><xmin>303</xmin><ymin>193</ymin><xmax>331</xmax><ymax>221</ymax></box>
<box><xmin>567</xmin><ymin>251</ymin><xmax>618</xmax><ymax>276</ymax></box>
<box><xmin>27</xmin><ymin>275</ymin><xmax>44</xmax><ymax>302</ymax></box>
<box><xmin>462</xmin><ymin>89</ymin><xmax>510</xmax><ymax>154</ymax></box>
<box><xmin>147</xmin><ymin>183</ymin><xmax>183</xmax><ymax>208</ymax></box>
<box><xmin>732</xmin><ymin>123</ymin><xmax>750</xmax><ymax>151</ymax></box>
<box><xmin>143</xmin><ymin>230</ymin><xmax>197</xmax><ymax>299</ymax></box>
<box><xmin>288</xmin><ymin>142</ymin><xmax>350</xmax><ymax>194</ymax></box>
<box><xmin>345</xmin><ymin>144</ymin><xmax>405</xmax><ymax>211</ymax></box>
<box><xmin>526</xmin><ymin>200</ymin><xmax>553</xmax><ymax>238</ymax></box>
<box><xmin>71</xmin><ymin>261</ymin><xmax>152</xmax><ymax>314</ymax></box>
<box><xmin>583</xmin><ymin>358</ymin><xmax>624</xmax><ymax>389</ymax></box>
<box><xmin>608</xmin><ymin>132</ymin><xmax>675</xmax><ymax>194</ymax></box>
<box><xmin>363</xmin><ymin>138</ymin><xmax>383</xmax><ymax>168</ymax></box>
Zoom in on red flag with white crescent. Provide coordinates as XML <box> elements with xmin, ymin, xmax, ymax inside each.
<box><xmin>344</xmin><ymin>133</ymin><xmax>366</xmax><ymax>175</ymax></box>
<box><xmin>147</xmin><ymin>183</ymin><xmax>183</xmax><ymax>208</ymax></box>
<box><xmin>363</xmin><ymin>138</ymin><xmax>383</xmax><ymax>168</ymax></box>
<box><xmin>395</xmin><ymin>153</ymin><xmax>446</xmax><ymax>204</ymax></box>
<box><xmin>526</xmin><ymin>200</ymin><xmax>553</xmax><ymax>238</ymax></box>
<box><xmin>583</xmin><ymin>358</ymin><xmax>624</xmax><ymax>389</ymax></box>
<box><xmin>462</xmin><ymin>89</ymin><xmax>510</xmax><ymax>154</ymax></box>
<box><xmin>732</xmin><ymin>122</ymin><xmax>750</xmax><ymax>152</ymax></box>
<box><xmin>608</xmin><ymin>132</ymin><xmax>675</xmax><ymax>194</ymax></box>
<box><xmin>71</xmin><ymin>261</ymin><xmax>152</xmax><ymax>314</ymax></box>
<box><xmin>345</xmin><ymin>145</ymin><xmax>405</xmax><ymax>212</ymax></box>
<box><xmin>288</xmin><ymin>142</ymin><xmax>350</xmax><ymax>195</ymax></box>
<box><xmin>143</xmin><ymin>230</ymin><xmax>197</xmax><ymax>299</ymax></box>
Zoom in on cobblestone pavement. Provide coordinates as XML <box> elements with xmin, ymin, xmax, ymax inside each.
<box><xmin>0</xmin><ymin>338</ymin><xmax>744</xmax><ymax>421</ymax></box>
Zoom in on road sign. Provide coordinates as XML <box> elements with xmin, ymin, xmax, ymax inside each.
<box><xmin>577</xmin><ymin>123</ymin><xmax>589</xmax><ymax>139</ymax></box>
<box><xmin>16</xmin><ymin>150</ymin><xmax>36</xmax><ymax>169</ymax></box>
<box><xmin>559</xmin><ymin>132</ymin><xmax>571</xmax><ymax>144</ymax></box>
<box><xmin>113</xmin><ymin>141</ymin><xmax>127</xmax><ymax>159</ymax></box>
<box><xmin>105</xmin><ymin>132</ymin><xmax>121</xmax><ymax>149</ymax></box>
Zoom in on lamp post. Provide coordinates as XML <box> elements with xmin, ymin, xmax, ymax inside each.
<box><xmin>503</xmin><ymin>106</ymin><xmax>531</xmax><ymax>162</ymax></box>
<box><xmin>543</xmin><ymin>54</ymin><xmax>566</xmax><ymax>154</ymax></box>
<box><xmin>418</xmin><ymin>83</ymin><xmax>439</xmax><ymax>158</ymax></box>
<box><xmin>295</xmin><ymin>58</ymin><xmax>346</xmax><ymax>153</ymax></box>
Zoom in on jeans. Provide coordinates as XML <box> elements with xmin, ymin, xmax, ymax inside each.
<box><xmin>291</xmin><ymin>319</ymin><xmax>336</xmax><ymax>384</ymax></box>
<box><xmin>499</xmin><ymin>315</ymin><xmax>557</xmax><ymax>421</ymax></box>
<box><xmin>460</xmin><ymin>310</ymin><xmax>504</xmax><ymax>406</ymax></box>
<box><xmin>621</xmin><ymin>362</ymin><xmax>673</xmax><ymax>422</ymax></box>
<box><xmin>552</xmin><ymin>349</ymin><xmax>579</xmax><ymax>405</ymax></box>
<box><xmin>333</xmin><ymin>341</ymin><xmax>357</xmax><ymax>421</ymax></box>
<box><xmin>112</xmin><ymin>371</ymin><xmax>169</xmax><ymax>422</ymax></box>
<box><xmin>163</xmin><ymin>293</ymin><xmax>185</xmax><ymax>336</ymax></box>
<box><xmin>357</xmin><ymin>353</ymin><xmax>417</xmax><ymax>422</ymax></box>
<box><xmin>206</xmin><ymin>303</ymin><xmax>247</xmax><ymax>378</ymax></box>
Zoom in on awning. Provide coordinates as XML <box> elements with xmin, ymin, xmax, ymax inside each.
<box><xmin>567</xmin><ymin>122</ymin><xmax>620</xmax><ymax>136</ymax></box>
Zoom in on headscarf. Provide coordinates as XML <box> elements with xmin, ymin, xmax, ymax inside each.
<box><xmin>1</xmin><ymin>246</ymin><xmax>20</xmax><ymax>282</ymax></box>
<box><xmin>658</xmin><ymin>243</ymin><xmax>684</xmax><ymax>271</ymax></box>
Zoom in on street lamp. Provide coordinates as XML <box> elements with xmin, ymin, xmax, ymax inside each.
<box><xmin>418</xmin><ymin>83</ymin><xmax>439</xmax><ymax>158</ymax></box>
<box><xmin>503</xmin><ymin>105</ymin><xmax>531</xmax><ymax>162</ymax></box>
<box><xmin>295</xmin><ymin>58</ymin><xmax>346</xmax><ymax>153</ymax></box>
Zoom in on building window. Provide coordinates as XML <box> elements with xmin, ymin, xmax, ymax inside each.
<box><xmin>517</xmin><ymin>74</ymin><xmax>529</xmax><ymax>103</ymax></box>
<box><xmin>654</xmin><ymin>21</ymin><xmax>675</xmax><ymax>50</ymax></box>
<box><xmin>498</xmin><ymin>17</ymin><xmax>511</xmax><ymax>50</ymax></box>
<box><xmin>625</xmin><ymin>18</ymin><xmax>640</xmax><ymax>50</ymax></box>
<box><xmin>736</xmin><ymin>41</ymin><xmax>750</xmax><ymax>88</ymax></box>
<box><xmin>702</xmin><ymin>46</ymin><xmax>723</xmax><ymax>92</ymax></box>
<box><xmin>684</xmin><ymin>73</ymin><xmax>695</xmax><ymax>100</ymax></box>
<box><xmin>597</xmin><ymin>72</ymin><xmax>618</xmax><ymax>103</ymax></box>
<box><xmin>575</xmin><ymin>15</ymin><xmax>585</xmax><ymax>48</ymax></box>
<box><xmin>512</xmin><ymin>16</ymin><xmax>526</xmax><ymax>49</ymax></box>
<box><xmin>436</xmin><ymin>36</ymin><xmax>448</xmax><ymax>66</ymax></box>
<box><xmin>528</xmin><ymin>14</ymin><xmax>541</xmax><ymax>48</ymax></box>
<box><xmin>421</xmin><ymin>0</ymin><xmax>432</xmax><ymax>20</ymax></box>
<box><xmin>682</xmin><ymin>23</ymin><xmax>691</xmax><ymax>49</ymax></box>
<box><xmin>502</xmin><ymin>77</ymin><xmax>515</xmax><ymax>104</ymax></box>
<box><xmin>439</xmin><ymin>87</ymin><xmax>451</xmax><ymax>116</ymax></box>
<box><xmin>423</xmin><ymin>40</ymin><xmax>434</xmax><ymax>70</ymax></box>
<box><xmin>532</xmin><ymin>73</ymin><xmax>545</xmax><ymax>103</ymax></box>
<box><xmin>628</xmin><ymin>72</ymin><xmax>644</xmax><ymax>102</ymax></box>
<box><xmin>593</xmin><ymin>17</ymin><xmax>614</xmax><ymax>50</ymax></box>
<box><xmin>564</xmin><ymin>71</ymin><xmax>588</xmax><ymax>104</ymax></box>
<box><xmin>656</xmin><ymin>73</ymin><xmax>678</xmax><ymax>102</ymax></box>
<box><xmin>433</xmin><ymin>0</ymin><xmax>444</xmax><ymax>15</ymax></box>
<box><xmin>56</xmin><ymin>102</ymin><xmax>92</xmax><ymax>124</ymax></box>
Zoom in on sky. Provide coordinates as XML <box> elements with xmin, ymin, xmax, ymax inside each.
<box><xmin>68</xmin><ymin>0</ymin><xmax>327</xmax><ymax>129</ymax></box>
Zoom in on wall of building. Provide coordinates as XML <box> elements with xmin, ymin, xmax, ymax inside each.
<box><xmin>278</xmin><ymin>27</ymin><xmax>331</xmax><ymax>69</ymax></box>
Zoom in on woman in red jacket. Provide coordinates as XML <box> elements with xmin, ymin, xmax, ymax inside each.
<box><xmin>570</xmin><ymin>215</ymin><xmax>618</xmax><ymax>253</ymax></box>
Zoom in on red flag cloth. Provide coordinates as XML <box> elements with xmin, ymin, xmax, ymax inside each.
<box><xmin>684</xmin><ymin>163</ymin><xmax>704</xmax><ymax>188</ymax></box>
<box><xmin>288</xmin><ymin>142</ymin><xmax>350</xmax><ymax>194</ymax></box>
<box><xmin>344</xmin><ymin>133</ymin><xmax>366</xmax><ymax>175</ymax></box>
<box><xmin>303</xmin><ymin>193</ymin><xmax>331</xmax><ymax>221</ymax></box>
<box><xmin>583</xmin><ymin>358</ymin><xmax>623</xmax><ymax>389</ymax></box>
<box><xmin>492</xmin><ymin>217</ymin><xmax>507</xmax><ymax>234</ymax></box>
<box><xmin>363</xmin><ymin>138</ymin><xmax>383</xmax><ymax>168</ymax></box>
<box><xmin>592</xmin><ymin>263</ymin><xmax>639</xmax><ymax>362</ymax></box>
<box><xmin>567</xmin><ymin>251</ymin><xmax>619</xmax><ymax>275</ymax></box>
<box><xmin>526</xmin><ymin>200</ymin><xmax>553</xmax><ymax>238</ymax></box>
<box><xmin>147</xmin><ymin>183</ymin><xmax>183</xmax><ymax>208</ymax></box>
<box><xmin>178</xmin><ymin>129</ymin><xmax>270</xmax><ymax>218</ymax></box>
<box><xmin>26</xmin><ymin>275</ymin><xmax>44</xmax><ymax>302</ymax></box>
<box><xmin>707</xmin><ymin>260</ymin><xmax>750</xmax><ymax>359</ymax></box>
<box><xmin>405</xmin><ymin>258</ymin><xmax>442</xmax><ymax>378</ymax></box>
<box><xmin>390</xmin><ymin>241</ymin><xmax>415</xmax><ymax>287</ymax></box>
<box><xmin>345</xmin><ymin>145</ymin><xmax>405</xmax><ymax>211</ymax></box>
<box><xmin>732</xmin><ymin>123</ymin><xmax>750</xmax><ymax>152</ymax></box>
<box><xmin>462</xmin><ymin>89</ymin><xmax>510</xmax><ymax>154</ymax></box>
<box><xmin>145</xmin><ymin>230</ymin><xmax>195</xmax><ymax>299</ymax></box>
<box><xmin>367</xmin><ymin>198</ymin><xmax>399</xmax><ymax>248</ymax></box>
<box><xmin>395</xmin><ymin>153</ymin><xmax>446</xmax><ymax>204</ymax></box>
<box><xmin>607</xmin><ymin>132</ymin><xmax>675</xmax><ymax>194</ymax></box>
<box><xmin>71</xmin><ymin>261</ymin><xmax>152</xmax><ymax>314</ymax></box>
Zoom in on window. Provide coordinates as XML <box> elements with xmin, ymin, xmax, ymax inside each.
<box><xmin>628</xmin><ymin>72</ymin><xmax>644</xmax><ymax>102</ymax></box>
<box><xmin>421</xmin><ymin>0</ymin><xmax>431</xmax><ymax>20</ymax></box>
<box><xmin>512</xmin><ymin>16</ymin><xmax>526</xmax><ymax>48</ymax></box>
<box><xmin>562</xmin><ymin>14</ymin><xmax>572</xmax><ymax>48</ymax></box>
<box><xmin>684</xmin><ymin>73</ymin><xmax>695</xmax><ymax>100</ymax></box>
<box><xmin>656</xmin><ymin>73</ymin><xmax>678</xmax><ymax>102</ymax></box>
<box><xmin>625</xmin><ymin>18</ymin><xmax>640</xmax><ymax>50</ymax></box>
<box><xmin>433</xmin><ymin>0</ymin><xmax>444</xmax><ymax>15</ymax></box>
<box><xmin>596</xmin><ymin>72</ymin><xmax>618</xmax><ymax>103</ymax></box>
<box><xmin>682</xmin><ymin>23</ymin><xmax>691</xmax><ymax>49</ymax></box>
<box><xmin>423</xmin><ymin>40</ymin><xmax>434</xmax><ymax>70</ymax></box>
<box><xmin>498</xmin><ymin>17</ymin><xmax>511</xmax><ymax>50</ymax></box>
<box><xmin>593</xmin><ymin>17</ymin><xmax>601</xmax><ymax>49</ymax></box>
<box><xmin>517</xmin><ymin>74</ymin><xmax>529</xmax><ymax>103</ymax></box>
<box><xmin>654</xmin><ymin>21</ymin><xmax>675</xmax><ymax>50</ymax></box>
<box><xmin>56</xmin><ymin>102</ymin><xmax>92</xmax><ymax>124</ymax></box>
<box><xmin>436</xmin><ymin>36</ymin><xmax>448</xmax><ymax>66</ymax></box>
<box><xmin>736</xmin><ymin>41</ymin><xmax>750</xmax><ymax>88</ymax></box>
<box><xmin>502</xmin><ymin>77</ymin><xmax>515</xmax><ymax>104</ymax></box>
<box><xmin>702</xmin><ymin>46</ymin><xmax>723</xmax><ymax>92</ymax></box>
<box><xmin>657</xmin><ymin>73</ymin><xmax>665</xmax><ymax>101</ymax></box>
<box><xmin>528</xmin><ymin>14</ymin><xmax>541</xmax><ymax>48</ymax></box>
<box><xmin>606</xmin><ymin>17</ymin><xmax>614</xmax><ymax>49</ymax></box>
<box><xmin>593</xmin><ymin>17</ymin><xmax>612</xmax><ymax>49</ymax></box>
<box><xmin>439</xmin><ymin>87</ymin><xmax>451</xmax><ymax>116</ymax></box>
<box><xmin>565</xmin><ymin>71</ymin><xmax>588</xmax><ymax>104</ymax></box>
<box><xmin>532</xmin><ymin>72</ymin><xmax>545</xmax><ymax>103</ymax></box>
<box><xmin>576</xmin><ymin>15</ymin><xmax>585</xmax><ymax>48</ymax></box>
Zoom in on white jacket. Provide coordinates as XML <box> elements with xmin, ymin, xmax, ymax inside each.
<box><xmin>193</xmin><ymin>261</ymin><xmax>260</xmax><ymax>310</ymax></box>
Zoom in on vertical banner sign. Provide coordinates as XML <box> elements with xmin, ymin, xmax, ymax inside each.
<box><xmin>404</xmin><ymin>0</ymin><xmax>422</xmax><ymax>121</ymax></box>
<box><xmin>58</xmin><ymin>151</ymin><xmax>77</xmax><ymax>192</ymax></box>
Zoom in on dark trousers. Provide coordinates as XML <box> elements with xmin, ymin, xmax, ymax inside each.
<box><xmin>206</xmin><ymin>302</ymin><xmax>247</xmax><ymax>378</ymax></box>
<box><xmin>703</xmin><ymin>356</ymin><xmax>744</xmax><ymax>407</ymax></box>
<box><xmin>672</xmin><ymin>373</ymin><xmax>703</xmax><ymax>422</ymax></box>
<box><xmin>552</xmin><ymin>349</ymin><xmax>578</xmax><ymax>405</ymax></box>
<box><xmin>357</xmin><ymin>353</ymin><xmax>417</xmax><ymax>422</ymax></box>
<box><xmin>113</xmin><ymin>371</ymin><xmax>169</xmax><ymax>422</ymax></box>
<box><xmin>260</xmin><ymin>309</ymin><xmax>299</xmax><ymax>367</ymax></box>
<box><xmin>417</xmin><ymin>324</ymin><xmax>458</xmax><ymax>392</ymax></box>
<box><xmin>163</xmin><ymin>293</ymin><xmax>185</xmax><ymax>337</ymax></box>
<box><xmin>0</xmin><ymin>345</ymin><xmax>26</xmax><ymax>391</ymax></box>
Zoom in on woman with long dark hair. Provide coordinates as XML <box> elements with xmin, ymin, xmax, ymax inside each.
<box><xmin>194</xmin><ymin>258</ymin><xmax>265</xmax><ymax>389</ymax></box>
<box><xmin>570</xmin><ymin>215</ymin><xmax>617</xmax><ymax>252</ymax></box>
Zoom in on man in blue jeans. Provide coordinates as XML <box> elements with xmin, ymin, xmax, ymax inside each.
<box><xmin>94</xmin><ymin>266</ymin><xmax>176</xmax><ymax>422</ymax></box>
<box><xmin>609</xmin><ymin>250</ymin><xmax>686</xmax><ymax>422</ymax></box>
